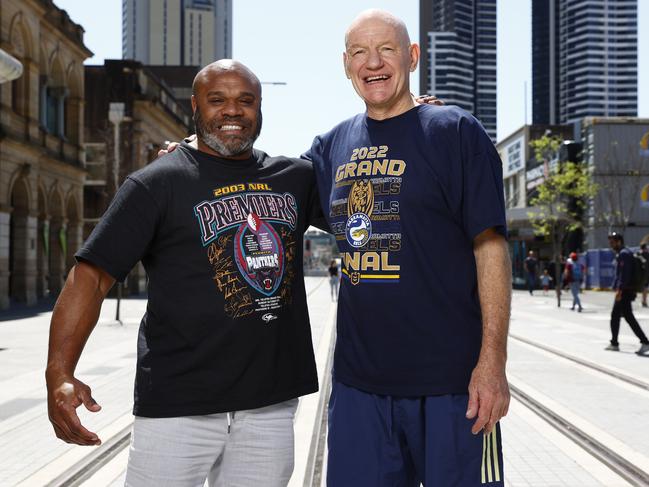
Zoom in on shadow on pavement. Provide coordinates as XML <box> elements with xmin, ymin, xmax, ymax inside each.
<box><xmin>0</xmin><ymin>294</ymin><xmax>148</xmax><ymax>323</ymax></box>
<box><xmin>0</xmin><ymin>297</ymin><xmax>56</xmax><ymax>323</ymax></box>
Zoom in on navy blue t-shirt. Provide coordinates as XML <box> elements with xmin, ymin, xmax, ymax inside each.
<box><xmin>304</xmin><ymin>105</ymin><xmax>506</xmax><ymax>396</ymax></box>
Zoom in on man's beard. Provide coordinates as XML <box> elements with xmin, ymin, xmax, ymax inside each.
<box><xmin>193</xmin><ymin>107</ymin><xmax>262</xmax><ymax>158</ymax></box>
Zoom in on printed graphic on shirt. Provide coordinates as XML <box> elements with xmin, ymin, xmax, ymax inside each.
<box><xmin>331</xmin><ymin>146</ymin><xmax>403</xmax><ymax>285</ymax></box>
<box><xmin>194</xmin><ymin>183</ymin><xmax>298</xmax><ymax>318</ymax></box>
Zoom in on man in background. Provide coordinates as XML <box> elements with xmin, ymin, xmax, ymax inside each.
<box><xmin>524</xmin><ymin>250</ymin><xmax>538</xmax><ymax>295</ymax></box>
<box><xmin>605</xmin><ymin>233</ymin><xmax>649</xmax><ymax>356</ymax></box>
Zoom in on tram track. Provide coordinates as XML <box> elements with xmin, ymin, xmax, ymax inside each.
<box><xmin>509</xmin><ymin>333</ymin><xmax>649</xmax><ymax>392</ymax></box>
<box><xmin>509</xmin><ymin>332</ymin><xmax>649</xmax><ymax>486</ymax></box>
<box><xmin>51</xmin><ymin>277</ymin><xmax>329</xmax><ymax>486</ymax></box>
<box><xmin>510</xmin><ymin>384</ymin><xmax>649</xmax><ymax>486</ymax></box>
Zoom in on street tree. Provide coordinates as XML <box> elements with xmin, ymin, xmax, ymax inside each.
<box><xmin>527</xmin><ymin>136</ymin><xmax>598</xmax><ymax>307</ymax></box>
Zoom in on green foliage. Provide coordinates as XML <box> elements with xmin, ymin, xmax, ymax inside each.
<box><xmin>527</xmin><ymin>136</ymin><xmax>598</xmax><ymax>240</ymax></box>
<box><xmin>526</xmin><ymin>136</ymin><xmax>598</xmax><ymax>304</ymax></box>
<box><xmin>529</xmin><ymin>135</ymin><xmax>562</xmax><ymax>164</ymax></box>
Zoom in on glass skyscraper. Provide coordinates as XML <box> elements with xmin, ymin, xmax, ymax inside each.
<box><xmin>420</xmin><ymin>0</ymin><xmax>498</xmax><ymax>140</ymax></box>
<box><xmin>122</xmin><ymin>0</ymin><xmax>232</xmax><ymax>66</ymax></box>
<box><xmin>532</xmin><ymin>0</ymin><xmax>638</xmax><ymax>125</ymax></box>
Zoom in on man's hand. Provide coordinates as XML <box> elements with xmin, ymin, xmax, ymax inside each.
<box><xmin>466</xmin><ymin>357</ymin><xmax>509</xmax><ymax>435</ymax></box>
<box><xmin>46</xmin><ymin>262</ymin><xmax>115</xmax><ymax>446</ymax></box>
<box><xmin>47</xmin><ymin>375</ymin><xmax>101</xmax><ymax>445</ymax></box>
<box><xmin>157</xmin><ymin>134</ymin><xmax>197</xmax><ymax>157</ymax></box>
<box><xmin>468</xmin><ymin>227</ymin><xmax>512</xmax><ymax>434</ymax></box>
<box><xmin>415</xmin><ymin>94</ymin><xmax>445</xmax><ymax>106</ymax></box>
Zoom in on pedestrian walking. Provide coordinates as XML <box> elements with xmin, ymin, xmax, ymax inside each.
<box><xmin>328</xmin><ymin>259</ymin><xmax>339</xmax><ymax>301</ymax></box>
<box><xmin>524</xmin><ymin>250</ymin><xmax>538</xmax><ymax>295</ymax></box>
<box><xmin>605</xmin><ymin>233</ymin><xmax>649</xmax><ymax>355</ymax></box>
<box><xmin>564</xmin><ymin>252</ymin><xmax>584</xmax><ymax>312</ymax></box>
<box><xmin>640</xmin><ymin>243</ymin><xmax>649</xmax><ymax>308</ymax></box>
<box><xmin>541</xmin><ymin>269</ymin><xmax>552</xmax><ymax>295</ymax></box>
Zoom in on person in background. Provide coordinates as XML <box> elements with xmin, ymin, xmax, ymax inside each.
<box><xmin>605</xmin><ymin>233</ymin><xmax>649</xmax><ymax>355</ymax></box>
<box><xmin>564</xmin><ymin>252</ymin><xmax>584</xmax><ymax>312</ymax></box>
<box><xmin>328</xmin><ymin>259</ymin><xmax>340</xmax><ymax>301</ymax></box>
<box><xmin>524</xmin><ymin>250</ymin><xmax>538</xmax><ymax>295</ymax></box>
<box><xmin>541</xmin><ymin>269</ymin><xmax>552</xmax><ymax>296</ymax></box>
<box><xmin>640</xmin><ymin>243</ymin><xmax>649</xmax><ymax>308</ymax></box>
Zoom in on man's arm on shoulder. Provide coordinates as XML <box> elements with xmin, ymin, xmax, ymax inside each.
<box><xmin>45</xmin><ymin>261</ymin><xmax>116</xmax><ymax>446</ymax></box>
<box><xmin>466</xmin><ymin>227</ymin><xmax>511</xmax><ymax>435</ymax></box>
<box><xmin>158</xmin><ymin>134</ymin><xmax>197</xmax><ymax>157</ymax></box>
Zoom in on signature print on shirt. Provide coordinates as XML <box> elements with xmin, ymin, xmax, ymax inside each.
<box><xmin>194</xmin><ymin>184</ymin><xmax>298</xmax><ymax>318</ymax></box>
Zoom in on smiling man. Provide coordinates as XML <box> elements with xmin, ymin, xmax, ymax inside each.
<box><xmin>304</xmin><ymin>10</ymin><xmax>512</xmax><ymax>486</ymax></box>
<box><xmin>46</xmin><ymin>60</ymin><xmax>324</xmax><ymax>486</ymax></box>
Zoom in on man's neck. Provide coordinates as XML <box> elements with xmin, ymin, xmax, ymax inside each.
<box><xmin>366</xmin><ymin>94</ymin><xmax>417</xmax><ymax>121</ymax></box>
<box><xmin>196</xmin><ymin>138</ymin><xmax>252</xmax><ymax>160</ymax></box>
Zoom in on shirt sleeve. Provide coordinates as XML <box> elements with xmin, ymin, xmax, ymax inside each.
<box><xmin>75</xmin><ymin>177</ymin><xmax>161</xmax><ymax>282</ymax></box>
<box><xmin>300</xmin><ymin>145</ymin><xmax>314</xmax><ymax>162</ymax></box>
<box><xmin>306</xmin><ymin>182</ymin><xmax>331</xmax><ymax>233</ymax></box>
<box><xmin>301</xmin><ymin>137</ymin><xmax>331</xmax><ymax>233</ymax></box>
<box><xmin>459</xmin><ymin>116</ymin><xmax>507</xmax><ymax>241</ymax></box>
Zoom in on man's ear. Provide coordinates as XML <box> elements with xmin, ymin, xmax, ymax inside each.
<box><xmin>409</xmin><ymin>43</ymin><xmax>420</xmax><ymax>72</ymax></box>
<box><xmin>343</xmin><ymin>52</ymin><xmax>351</xmax><ymax>79</ymax></box>
<box><xmin>191</xmin><ymin>94</ymin><xmax>197</xmax><ymax>113</ymax></box>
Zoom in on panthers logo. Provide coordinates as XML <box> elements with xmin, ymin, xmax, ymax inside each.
<box><xmin>347</xmin><ymin>180</ymin><xmax>374</xmax><ymax>218</ymax></box>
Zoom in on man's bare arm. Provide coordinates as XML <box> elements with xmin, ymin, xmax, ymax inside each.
<box><xmin>465</xmin><ymin>227</ymin><xmax>511</xmax><ymax>434</ymax></box>
<box><xmin>45</xmin><ymin>261</ymin><xmax>116</xmax><ymax>446</ymax></box>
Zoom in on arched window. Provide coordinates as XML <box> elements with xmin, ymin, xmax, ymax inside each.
<box><xmin>8</xmin><ymin>19</ymin><xmax>28</xmax><ymax>117</ymax></box>
<box><xmin>40</xmin><ymin>58</ymin><xmax>67</xmax><ymax>137</ymax></box>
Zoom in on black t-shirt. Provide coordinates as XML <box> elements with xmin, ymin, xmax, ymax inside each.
<box><xmin>76</xmin><ymin>143</ymin><xmax>323</xmax><ymax>417</ymax></box>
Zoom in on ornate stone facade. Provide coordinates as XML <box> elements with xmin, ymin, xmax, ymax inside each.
<box><xmin>0</xmin><ymin>0</ymin><xmax>91</xmax><ymax>308</ymax></box>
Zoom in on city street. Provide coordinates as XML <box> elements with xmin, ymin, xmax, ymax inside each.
<box><xmin>1</xmin><ymin>285</ymin><xmax>649</xmax><ymax>486</ymax></box>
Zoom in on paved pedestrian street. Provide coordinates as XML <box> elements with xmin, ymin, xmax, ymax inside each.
<box><xmin>1</xmin><ymin>285</ymin><xmax>648</xmax><ymax>486</ymax></box>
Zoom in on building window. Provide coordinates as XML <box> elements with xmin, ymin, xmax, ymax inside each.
<box><xmin>11</xmin><ymin>78</ymin><xmax>23</xmax><ymax>115</ymax></box>
<box><xmin>40</xmin><ymin>77</ymin><xmax>66</xmax><ymax>137</ymax></box>
<box><xmin>199</xmin><ymin>15</ymin><xmax>203</xmax><ymax>65</ymax></box>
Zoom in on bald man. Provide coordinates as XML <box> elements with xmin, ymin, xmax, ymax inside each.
<box><xmin>303</xmin><ymin>10</ymin><xmax>511</xmax><ymax>486</ymax></box>
<box><xmin>46</xmin><ymin>60</ymin><xmax>325</xmax><ymax>486</ymax></box>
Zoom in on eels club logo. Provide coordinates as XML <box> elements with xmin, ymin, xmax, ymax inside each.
<box><xmin>345</xmin><ymin>212</ymin><xmax>372</xmax><ymax>248</ymax></box>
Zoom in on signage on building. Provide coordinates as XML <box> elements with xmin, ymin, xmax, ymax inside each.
<box><xmin>502</xmin><ymin>136</ymin><xmax>525</xmax><ymax>178</ymax></box>
<box><xmin>640</xmin><ymin>132</ymin><xmax>649</xmax><ymax>157</ymax></box>
<box><xmin>526</xmin><ymin>158</ymin><xmax>558</xmax><ymax>191</ymax></box>
<box><xmin>641</xmin><ymin>183</ymin><xmax>649</xmax><ymax>209</ymax></box>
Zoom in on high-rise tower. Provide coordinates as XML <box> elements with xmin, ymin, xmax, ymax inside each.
<box><xmin>532</xmin><ymin>0</ymin><xmax>637</xmax><ymax>124</ymax></box>
<box><xmin>122</xmin><ymin>0</ymin><xmax>232</xmax><ymax>66</ymax></box>
<box><xmin>420</xmin><ymin>0</ymin><xmax>497</xmax><ymax>140</ymax></box>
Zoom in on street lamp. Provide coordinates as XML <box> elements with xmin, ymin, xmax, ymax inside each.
<box><xmin>108</xmin><ymin>103</ymin><xmax>126</xmax><ymax>324</ymax></box>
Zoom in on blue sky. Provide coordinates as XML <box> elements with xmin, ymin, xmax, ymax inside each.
<box><xmin>56</xmin><ymin>0</ymin><xmax>647</xmax><ymax>157</ymax></box>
